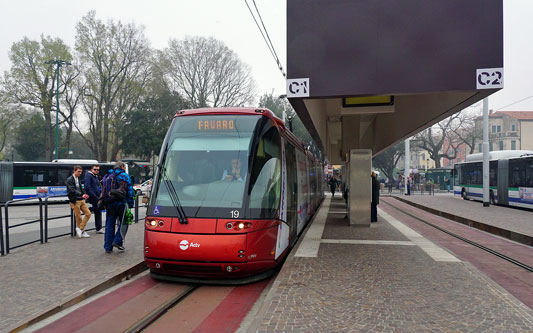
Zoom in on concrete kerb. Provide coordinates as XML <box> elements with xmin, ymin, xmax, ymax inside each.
<box><xmin>9</xmin><ymin>262</ymin><xmax>148</xmax><ymax>333</ymax></box>
<box><xmin>237</xmin><ymin>195</ymin><xmax>331</xmax><ymax>333</ymax></box>
<box><xmin>392</xmin><ymin>195</ymin><xmax>533</xmax><ymax>246</ymax></box>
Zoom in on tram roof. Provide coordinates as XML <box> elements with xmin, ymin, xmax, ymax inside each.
<box><xmin>465</xmin><ymin>150</ymin><xmax>533</xmax><ymax>162</ymax></box>
<box><xmin>174</xmin><ymin>107</ymin><xmax>279</xmax><ymax>120</ymax></box>
<box><xmin>173</xmin><ymin>107</ymin><xmax>318</xmax><ymax>161</ymax></box>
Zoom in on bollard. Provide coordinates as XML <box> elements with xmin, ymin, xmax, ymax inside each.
<box><xmin>44</xmin><ymin>198</ymin><xmax>49</xmax><ymax>242</ymax></box>
<box><xmin>39</xmin><ymin>198</ymin><xmax>44</xmax><ymax>244</ymax></box>
<box><xmin>0</xmin><ymin>205</ymin><xmax>4</xmax><ymax>256</ymax></box>
<box><xmin>135</xmin><ymin>195</ymin><xmax>139</xmax><ymax>223</ymax></box>
<box><xmin>5</xmin><ymin>201</ymin><xmax>10</xmax><ymax>254</ymax></box>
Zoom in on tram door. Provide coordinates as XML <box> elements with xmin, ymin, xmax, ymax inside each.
<box><xmin>285</xmin><ymin>142</ymin><xmax>298</xmax><ymax>245</ymax></box>
<box><xmin>497</xmin><ymin>159</ymin><xmax>509</xmax><ymax>205</ymax></box>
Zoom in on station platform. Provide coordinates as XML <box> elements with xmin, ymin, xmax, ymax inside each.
<box><xmin>242</xmin><ymin>194</ymin><xmax>533</xmax><ymax>332</ymax></box>
<box><xmin>2</xmin><ymin>194</ymin><xmax>532</xmax><ymax>332</ymax></box>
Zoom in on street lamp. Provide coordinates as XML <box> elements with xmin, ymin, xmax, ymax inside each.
<box><xmin>45</xmin><ymin>59</ymin><xmax>71</xmax><ymax>160</ymax></box>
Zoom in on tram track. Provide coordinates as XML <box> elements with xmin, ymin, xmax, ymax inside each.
<box><xmin>124</xmin><ymin>284</ymin><xmax>198</xmax><ymax>333</ymax></box>
<box><xmin>382</xmin><ymin>199</ymin><xmax>533</xmax><ymax>273</ymax></box>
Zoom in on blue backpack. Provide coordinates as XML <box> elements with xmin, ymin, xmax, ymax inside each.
<box><xmin>100</xmin><ymin>172</ymin><xmax>126</xmax><ymax>204</ymax></box>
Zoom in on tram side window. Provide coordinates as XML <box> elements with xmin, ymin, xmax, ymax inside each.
<box><xmin>509</xmin><ymin>159</ymin><xmax>525</xmax><ymax>188</ymax></box>
<box><xmin>526</xmin><ymin>158</ymin><xmax>533</xmax><ymax>187</ymax></box>
<box><xmin>20</xmin><ymin>168</ymin><xmax>47</xmax><ymax>187</ymax></box>
<box><xmin>248</xmin><ymin>127</ymin><xmax>281</xmax><ymax>212</ymax></box>
<box><xmin>489</xmin><ymin>161</ymin><xmax>497</xmax><ymax>187</ymax></box>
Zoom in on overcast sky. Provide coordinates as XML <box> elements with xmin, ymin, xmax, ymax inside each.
<box><xmin>1</xmin><ymin>0</ymin><xmax>532</xmax><ymax>111</ymax></box>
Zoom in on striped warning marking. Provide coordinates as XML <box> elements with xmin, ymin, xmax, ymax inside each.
<box><xmin>379</xmin><ymin>209</ymin><xmax>461</xmax><ymax>262</ymax></box>
<box><xmin>294</xmin><ymin>196</ymin><xmax>331</xmax><ymax>257</ymax></box>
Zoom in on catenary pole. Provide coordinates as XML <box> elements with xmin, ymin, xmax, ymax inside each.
<box><xmin>482</xmin><ymin>97</ymin><xmax>490</xmax><ymax>207</ymax></box>
<box><xmin>54</xmin><ymin>63</ymin><xmax>60</xmax><ymax>160</ymax></box>
<box><xmin>45</xmin><ymin>59</ymin><xmax>70</xmax><ymax>160</ymax></box>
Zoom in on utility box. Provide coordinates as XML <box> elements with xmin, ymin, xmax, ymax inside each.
<box><xmin>0</xmin><ymin>162</ymin><xmax>14</xmax><ymax>203</ymax></box>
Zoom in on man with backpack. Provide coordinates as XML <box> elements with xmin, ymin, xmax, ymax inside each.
<box><xmin>101</xmin><ymin>161</ymin><xmax>134</xmax><ymax>253</ymax></box>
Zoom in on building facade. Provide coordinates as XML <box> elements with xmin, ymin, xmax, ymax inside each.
<box><xmin>474</xmin><ymin>111</ymin><xmax>533</xmax><ymax>152</ymax></box>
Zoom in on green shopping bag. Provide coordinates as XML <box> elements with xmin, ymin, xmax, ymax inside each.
<box><xmin>119</xmin><ymin>203</ymin><xmax>134</xmax><ymax>240</ymax></box>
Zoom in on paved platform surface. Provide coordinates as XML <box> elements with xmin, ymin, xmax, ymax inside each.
<box><xmin>247</xmin><ymin>194</ymin><xmax>533</xmax><ymax>332</ymax></box>
<box><xmin>391</xmin><ymin>193</ymin><xmax>533</xmax><ymax>236</ymax></box>
<box><xmin>0</xmin><ymin>209</ymin><xmax>147</xmax><ymax>332</ymax></box>
<box><xmin>3</xmin><ymin>194</ymin><xmax>532</xmax><ymax>332</ymax></box>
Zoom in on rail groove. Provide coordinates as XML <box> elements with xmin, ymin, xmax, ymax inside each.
<box><xmin>383</xmin><ymin>199</ymin><xmax>533</xmax><ymax>273</ymax></box>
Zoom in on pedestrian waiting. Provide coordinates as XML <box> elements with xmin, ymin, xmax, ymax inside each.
<box><xmin>66</xmin><ymin>165</ymin><xmax>92</xmax><ymax>238</ymax></box>
<box><xmin>371</xmin><ymin>171</ymin><xmax>380</xmax><ymax>222</ymax></box>
<box><xmin>84</xmin><ymin>164</ymin><xmax>104</xmax><ymax>234</ymax></box>
<box><xmin>100</xmin><ymin>161</ymin><xmax>134</xmax><ymax>253</ymax></box>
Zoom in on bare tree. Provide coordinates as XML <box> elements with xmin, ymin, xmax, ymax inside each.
<box><xmin>75</xmin><ymin>11</ymin><xmax>152</xmax><ymax>161</ymax></box>
<box><xmin>2</xmin><ymin>35</ymin><xmax>72</xmax><ymax>160</ymax></box>
<box><xmin>58</xmin><ymin>63</ymin><xmax>84</xmax><ymax>158</ymax></box>
<box><xmin>0</xmin><ymin>93</ymin><xmax>23</xmax><ymax>156</ymax></box>
<box><xmin>450</xmin><ymin>111</ymin><xmax>481</xmax><ymax>155</ymax></box>
<box><xmin>412</xmin><ymin>113</ymin><xmax>464</xmax><ymax>168</ymax></box>
<box><xmin>372</xmin><ymin>143</ymin><xmax>404</xmax><ymax>181</ymax></box>
<box><xmin>161</xmin><ymin>36</ymin><xmax>256</xmax><ymax>108</ymax></box>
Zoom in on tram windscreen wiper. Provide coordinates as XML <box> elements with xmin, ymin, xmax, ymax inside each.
<box><xmin>160</xmin><ymin>164</ymin><xmax>188</xmax><ymax>224</ymax></box>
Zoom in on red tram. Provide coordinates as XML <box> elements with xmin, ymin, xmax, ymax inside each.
<box><xmin>144</xmin><ymin>108</ymin><xmax>323</xmax><ymax>283</ymax></box>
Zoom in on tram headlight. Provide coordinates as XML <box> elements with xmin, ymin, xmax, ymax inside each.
<box><xmin>238</xmin><ymin>222</ymin><xmax>245</xmax><ymax>229</ymax></box>
<box><xmin>150</xmin><ymin>220</ymin><xmax>157</xmax><ymax>227</ymax></box>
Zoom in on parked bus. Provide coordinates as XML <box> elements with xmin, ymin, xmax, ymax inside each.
<box><xmin>3</xmin><ymin>160</ymin><xmax>115</xmax><ymax>200</ymax></box>
<box><xmin>453</xmin><ymin>150</ymin><xmax>533</xmax><ymax>209</ymax></box>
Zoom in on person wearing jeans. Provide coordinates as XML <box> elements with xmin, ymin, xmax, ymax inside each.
<box><xmin>103</xmin><ymin>161</ymin><xmax>134</xmax><ymax>253</ymax></box>
<box><xmin>84</xmin><ymin>165</ymin><xmax>104</xmax><ymax>234</ymax></box>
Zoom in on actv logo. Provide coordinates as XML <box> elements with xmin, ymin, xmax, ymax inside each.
<box><xmin>179</xmin><ymin>240</ymin><xmax>200</xmax><ymax>250</ymax></box>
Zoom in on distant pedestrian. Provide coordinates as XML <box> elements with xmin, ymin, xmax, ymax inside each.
<box><xmin>329</xmin><ymin>176</ymin><xmax>338</xmax><ymax>197</ymax></box>
<box><xmin>66</xmin><ymin>166</ymin><xmax>91</xmax><ymax>238</ymax></box>
<box><xmin>407</xmin><ymin>178</ymin><xmax>411</xmax><ymax>195</ymax></box>
<box><xmin>84</xmin><ymin>164</ymin><xmax>104</xmax><ymax>234</ymax></box>
<box><xmin>446</xmin><ymin>177</ymin><xmax>451</xmax><ymax>193</ymax></box>
<box><xmin>371</xmin><ymin>172</ymin><xmax>380</xmax><ymax>222</ymax></box>
<box><xmin>388</xmin><ymin>179</ymin><xmax>393</xmax><ymax>194</ymax></box>
<box><xmin>101</xmin><ymin>161</ymin><xmax>134</xmax><ymax>253</ymax></box>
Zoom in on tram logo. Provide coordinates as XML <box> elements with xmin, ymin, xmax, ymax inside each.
<box><xmin>179</xmin><ymin>240</ymin><xmax>200</xmax><ymax>250</ymax></box>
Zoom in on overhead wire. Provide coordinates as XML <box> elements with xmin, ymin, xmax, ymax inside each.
<box><xmin>244</xmin><ymin>0</ymin><xmax>286</xmax><ymax>78</ymax></box>
<box><xmin>495</xmin><ymin>94</ymin><xmax>533</xmax><ymax>110</ymax></box>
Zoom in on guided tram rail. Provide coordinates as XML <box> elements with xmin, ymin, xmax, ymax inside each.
<box><xmin>144</xmin><ymin>107</ymin><xmax>323</xmax><ymax>283</ymax></box>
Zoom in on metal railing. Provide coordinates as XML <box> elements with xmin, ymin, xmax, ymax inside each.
<box><xmin>4</xmin><ymin>197</ymin><xmax>44</xmax><ymax>254</ymax></box>
<box><xmin>1</xmin><ymin>194</ymin><xmax>148</xmax><ymax>256</ymax></box>
<box><xmin>44</xmin><ymin>196</ymin><xmax>75</xmax><ymax>242</ymax></box>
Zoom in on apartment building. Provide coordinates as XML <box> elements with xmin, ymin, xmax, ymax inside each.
<box><xmin>474</xmin><ymin>111</ymin><xmax>533</xmax><ymax>152</ymax></box>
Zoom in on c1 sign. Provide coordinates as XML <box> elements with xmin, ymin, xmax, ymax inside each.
<box><xmin>287</xmin><ymin>78</ymin><xmax>310</xmax><ymax>97</ymax></box>
<box><xmin>476</xmin><ymin>68</ymin><xmax>503</xmax><ymax>89</ymax></box>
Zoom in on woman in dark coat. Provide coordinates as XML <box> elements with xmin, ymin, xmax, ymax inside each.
<box><xmin>329</xmin><ymin>176</ymin><xmax>338</xmax><ymax>197</ymax></box>
<box><xmin>371</xmin><ymin>172</ymin><xmax>380</xmax><ymax>222</ymax></box>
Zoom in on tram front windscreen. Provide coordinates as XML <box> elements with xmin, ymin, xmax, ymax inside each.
<box><xmin>152</xmin><ymin>115</ymin><xmax>261</xmax><ymax>217</ymax></box>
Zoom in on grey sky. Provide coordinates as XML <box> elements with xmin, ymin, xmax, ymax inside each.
<box><xmin>1</xmin><ymin>0</ymin><xmax>531</xmax><ymax>111</ymax></box>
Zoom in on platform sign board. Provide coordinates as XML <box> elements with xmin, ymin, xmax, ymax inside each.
<box><xmin>287</xmin><ymin>78</ymin><xmax>309</xmax><ymax>97</ymax></box>
<box><xmin>476</xmin><ymin>68</ymin><xmax>503</xmax><ymax>89</ymax></box>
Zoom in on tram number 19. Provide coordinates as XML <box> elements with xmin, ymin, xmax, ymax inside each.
<box><xmin>230</xmin><ymin>210</ymin><xmax>240</xmax><ymax>218</ymax></box>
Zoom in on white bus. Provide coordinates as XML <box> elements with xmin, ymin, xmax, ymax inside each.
<box><xmin>4</xmin><ymin>160</ymin><xmax>115</xmax><ymax>200</ymax></box>
<box><xmin>454</xmin><ymin>150</ymin><xmax>533</xmax><ymax>209</ymax></box>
